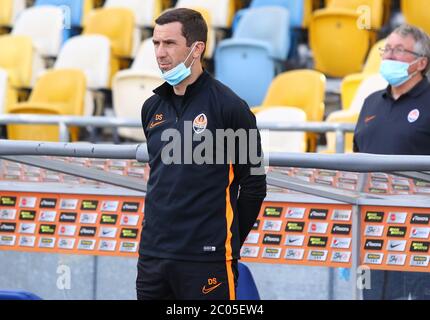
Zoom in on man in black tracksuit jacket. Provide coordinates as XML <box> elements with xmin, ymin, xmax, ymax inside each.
<box><xmin>136</xmin><ymin>8</ymin><xmax>267</xmax><ymax>300</ymax></box>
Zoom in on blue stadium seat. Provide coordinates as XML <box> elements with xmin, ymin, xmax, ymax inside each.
<box><xmin>233</xmin><ymin>6</ymin><xmax>290</xmax><ymax>61</ymax></box>
<box><xmin>0</xmin><ymin>290</ymin><xmax>42</xmax><ymax>300</ymax></box>
<box><xmin>233</xmin><ymin>0</ymin><xmax>304</xmax><ymax>30</ymax></box>
<box><xmin>215</xmin><ymin>40</ymin><xmax>276</xmax><ymax>107</ymax></box>
<box><xmin>35</xmin><ymin>0</ymin><xmax>85</xmax><ymax>42</ymax></box>
<box><xmin>237</xmin><ymin>263</ymin><xmax>260</xmax><ymax>300</ymax></box>
<box><xmin>215</xmin><ymin>6</ymin><xmax>289</xmax><ymax>106</ymax></box>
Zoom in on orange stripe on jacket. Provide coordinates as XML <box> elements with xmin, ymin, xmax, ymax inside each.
<box><xmin>224</xmin><ymin>164</ymin><xmax>235</xmax><ymax>300</ymax></box>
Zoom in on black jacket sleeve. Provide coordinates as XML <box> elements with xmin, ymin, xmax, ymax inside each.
<box><xmin>226</xmin><ymin>99</ymin><xmax>267</xmax><ymax>246</ymax></box>
<box><xmin>141</xmin><ymin>100</ymin><xmax>150</xmax><ymax>138</ymax></box>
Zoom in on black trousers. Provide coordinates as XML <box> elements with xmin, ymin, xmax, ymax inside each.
<box><xmin>136</xmin><ymin>254</ymin><xmax>238</xmax><ymax>300</ymax></box>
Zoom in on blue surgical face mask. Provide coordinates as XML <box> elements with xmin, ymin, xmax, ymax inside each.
<box><xmin>380</xmin><ymin>59</ymin><xmax>419</xmax><ymax>87</ymax></box>
<box><xmin>160</xmin><ymin>43</ymin><xmax>197</xmax><ymax>86</ymax></box>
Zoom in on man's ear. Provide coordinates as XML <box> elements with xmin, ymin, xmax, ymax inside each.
<box><xmin>418</xmin><ymin>56</ymin><xmax>429</xmax><ymax>73</ymax></box>
<box><xmin>193</xmin><ymin>42</ymin><xmax>206</xmax><ymax>59</ymax></box>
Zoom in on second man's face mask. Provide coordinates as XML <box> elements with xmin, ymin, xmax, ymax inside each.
<box><xmin>380</xmin><ymin>58</ymin><xmax>420</xmax><ymax>87</ymax></box>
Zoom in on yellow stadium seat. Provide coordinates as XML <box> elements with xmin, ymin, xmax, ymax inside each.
<box><xmin>81</xmin><ymin>0</ymin><xmax>95</xmax><ymax>27</ymax></box>
<box><xmin>0</xmin><ymin>35</ymin><xmax>34</xmax><ymax>89</ymax></box>
<box><xmin>84</xmin><ymin>8</ymin><xmax>134</xmax><ymax>57</ymax></box>
<box><xmin>325</xmin><ymin>0</ymin><xmax>385</xmax><ymax>30</ymax></box>
<box><xmin>262</xmin><ymin>69</ymin><xmax>326</xmax><ymax>122</ymax></box>
<box><xmin>5</xmin><ymin>83</ymin><xmax>16</xmax><ymax>111</ymax></box>
<box><xmin>303</xmin><ymin>0</ymin><xmax>324</xmax><ymax>28</ymax></box>
<box><xmin>401</xmin><ymin>0</ymin><xmax>430</xmax><ymax>35</ymax></box>
<box><xmin>83</xmin><ymin>8</ymin><xmax>135</xmax><ymax>84</ymax></box>
<box><xmin>0</xmin><ymin>0</ymin><xmax>25</xmax><ymax>29</ymax></box>
<box><xmin>259</xmin><ymin>69</ymin><xmax>326</xmax><ymax>151</ymax></box>
<box><xmin>340</xmin><ymin>38</ymin><xmax>385</xmax><ymax>110</ymax></box>
<box><xmin>309</xmin><ymin>8</ymin><xmax>371</xmax><ymax>77</ymax></box>
<box><xmin>0</xmin><ymin>68</ymin><xmax>17</xmax><ymax>113</ymax></box>
<box><xmin>361</xmin><ymin>38</ymin><xmax>385</xmax><ymax>73</ymax></box>
<box><xmin>6</xmin><ymin>69</ymin><xmax>87</xmax><ymax>141</ymax></box>
<box><xmin>0</xmin><ymin>0</ymin><xmax>13</xmax><ymax>27</ymax></box>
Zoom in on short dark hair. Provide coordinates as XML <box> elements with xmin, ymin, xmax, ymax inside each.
<box><xmin>155</xmin><ymin>8</ymin><xmax>208</xmax><ymax>47</ymax></box>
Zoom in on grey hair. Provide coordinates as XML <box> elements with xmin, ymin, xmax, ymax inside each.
<box><xmin>393</xmin><ymin>24</ymin><xmax>430</xmax><ymax>75</ymax></box>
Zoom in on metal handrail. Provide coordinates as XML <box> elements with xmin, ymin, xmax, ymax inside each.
<box><xmin>1</xmin><ymin>140</ymin><xmax>430</xmax><ymax>173</ymax></box>
<box><xmin>0</xmin><ymin>114</ymin><xmax>355</xmax><ymax>153</ymax></box>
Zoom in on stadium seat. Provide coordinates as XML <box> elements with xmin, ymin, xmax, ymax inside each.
<box><xmin>6</xmin><ymin>69</ymin><xmax>87</xmax><ymax>141</ymax></box>
<box><xmin>261</xmin><ymin>69</ymin><xmax>326</xmax><ymax>123</ymax></box>
<box><xmin>54</xmin><ymin>34</ymin><xmax>111</xmax><ymax>115</ymax></box>
<box><xmin>215</xmin><ymin>6</ymin><xmax>289</xmax><ymax>106</ymax></box>
<box><xmin>83</xmin><ymin>8</ymin><xmax>135</xmax><ymax>58</ymax></box>
<box><xmin>309</xmin><ymin>8</ymin><xmax>371</xmax><ymax>77</ymax></box>
<box><xmin>237</xmin><ymin>262</ymin><xmax>260</xmax><ymax>300</ymax></box>
<box><xmin>0</xmin><ymin>0</ymin><xmax>26</xmax><ymax>29</ymax></box>
<box><xmin>54</xmin><ymin>35</ymin><xmax>111</xmax><ymax>90</ymax></box>
<box><xmin>233</xmin><ymin>6</ymin><xmax>290</xmax><ymax>61</ymax></box>
<box><xmin>340</xmin><ymin>38</ymin><xmax>385</xmax><ymax>110</ymax></box>
<box><xmin>256</xmin><ymin>107</ymin><xmax>307</xmax><ymax>152</ymax></box>
<box><xmin>231</xmin><ymin>0</ymin><xmax>305</xmax><ymax>59</ymax></box>
<box><xmin>0</xmin><ymin>290</ymin><xmax>42</xmax><ymax>300</ymax></box>
<box><xmin>344</xmin><ymin>73</ymin><xmax>387</xmax><ymax>113</ymax></box>
<box><xmin>401</xmin><ymin>0</ymin><xmax>430</xmax><ymax>35</ymax></box>
<box><xmin>34</xmin><ymin>0</ymin><xmax>85</xmax><ymax>27</ymax></box>
<box><xmin>112</xmin><ymin>38</ymin><xmax>163</xmax><ymax>141</ymax></box>
<box><xmin>104</xmin><ymin>0</ymin><xmax>162</xmax><ymax>29</ymax></box>
<box><xmin>0</xmin><ymin>35</ymin><xmax>46</xmax><ymax>89</ymax></box>
<box><xmin>259</xmin><ymin>69</ymin><xmax>326</xmax><ymax>151</ymax></box>
<box><xmin>34</xmin><ymin>0</ymin><xmax>93</xmax><ymax>42</ymax></box>
<box><xmin>215</xmin><ymin>43</ymin><xmax>277</xmax><ymax>107</ymax></box>
<box><xmin>0</xmin><ymin>68</ymin><xmax>16</xmax><ymax>114</ymax></box>
<box><xmin>325</xmin><ymin>0</ymin><xmax>385</xmax><ymax>30</ymax></box>
<box><xmin>175</xmin><ymin>0</ymin><xmax>235</xmax><ymax>29</ymax></box>
<box><xmin>83</xmin><ymin>8</ymin><xmax>135</xmax><ymax>85</ymax></box>
<box><xmin>232</xmin><ymin>0</ymin><xmax>305</xmax><ymax>31</ymax></box>
<box><xmin>127</xmin><ymin>39</ymin><xmax>161</xmax><ymax>75</ymax></box>
<box><xmin>11</xmin><ymin>6</ymin><xmax>64</xmax><ymax>58</ymax></box>
<box><xmin>302</xmin><ymin>0</ymin><xmax>320</xmax><ymax>28</ymax></box>
<box><xmin>0</xmin><ymin>68</ymin><xmax>7</xmax><ymax>112</ymax></box>
<box><xmin>323</xmin><ymin>110</ymin><xmax>359</xmax><ymax>154</ymax></box>
<box><xmin>323</xmin><ymin>74</ymin><xmax>387</xmax><ymax>153</ymax></box>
